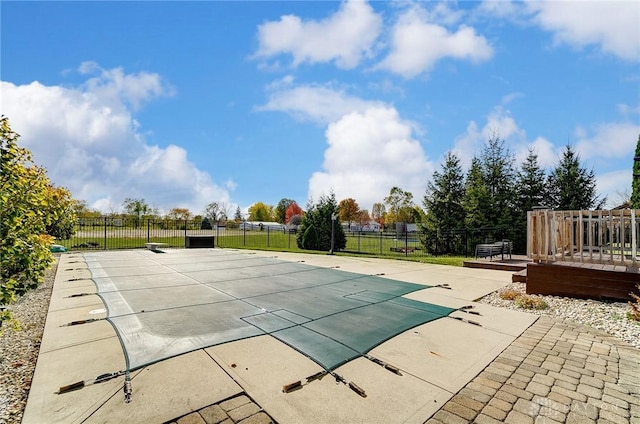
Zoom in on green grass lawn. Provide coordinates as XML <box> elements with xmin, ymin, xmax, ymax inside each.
<box><xmin>60</xmin><ymin>229</ymin><xmax>468</xmax><ymax>266</ymax></box>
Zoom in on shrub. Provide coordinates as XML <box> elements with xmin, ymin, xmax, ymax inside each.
<box><xmin>499</xmin><ymin>287</ymin><xmax>522</xmax><ymax>300</ymax></box>
<box><xmin>514</xmin><ymin>295</ymin><xmax>549</xmax><ymax>310</ymax></box>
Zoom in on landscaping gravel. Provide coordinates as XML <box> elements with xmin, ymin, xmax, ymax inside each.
<box><xmin>478</xmin><ymin>281</ymin><xmax>640</xmax><ymax>349</ymax></box>
<box><xmin>0</xmin><ymin>256</ymin><xmax>57</xmax><ymax>424</ymax></box>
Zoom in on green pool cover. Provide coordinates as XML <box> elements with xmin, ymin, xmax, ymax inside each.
<box><xmin>84</xmin><ymin>249</ymin><xmax>455</xmax><ymax>372</ymax></box>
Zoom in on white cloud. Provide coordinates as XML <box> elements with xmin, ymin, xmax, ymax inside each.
<box><xmin>477</xmin><ymin>0</ymin><xmax>522</xmax><ymax>20</ymax></box>
<box><xmin>258</xmin><ymin>81</ymin><xmax>385</xmax><ymax>124</ymax></box>
<box><xmin>597</xmin><ymin>169</ymin><xmax>632</xmax><ymax>208</ymax></box>
<box><xmin>1</xmin><ymin>65</ymin><xmax>230</xmax><ymax>214</ymax></box>
<box><xmin>574</xmin><ymin>122</ymin><xmax>640</xmax><ymax>161</ymax></box>
<box><xmin>255</xmin><ymin>0</ymin><xmax>382</xmax><ymax>69</ymax></box>
<box><xmin>376</xmin><ymin>5</ymin><xmax>493</xmax><ymax>78</ymax></box>
<box><xmin>527</xmin><ymin>0</ymin><xmax>640</xmax><ymax>61</ymax></box>
<box><xmin>308</xmin><ymin>107</ymin><xmax>433</xmax><ymax>211</ymax></box>
<box><xmin>452</xmin><ymin>106</ymin><xmax>527</xmax><ymax>168</ymax></box>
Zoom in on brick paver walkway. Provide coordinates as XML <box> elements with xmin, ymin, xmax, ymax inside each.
<box><xmin>426</xmin><ymin>316</ymin><xmax>640</xmax><ymax>424</ymax></box>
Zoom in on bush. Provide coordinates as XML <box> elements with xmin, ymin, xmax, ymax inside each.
<box><xmin>1</xmin><ymin>117</ymin><xmax>55</xmax><ymax>328</ymax></box>
<box><xmin>514</xmin><ymin>295</ymin><xmax>549</xmax><ymax>310</ymax></box>
<box><xmin>499</xmin><ymin>287</ymin><xmax>523</xmax><ymax>300</ymax></box>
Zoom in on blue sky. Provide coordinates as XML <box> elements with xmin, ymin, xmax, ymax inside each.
<box><xmin>2</xmin><ymin>1</ymin><xmax>639</xmax><ymax>216</ymax></box>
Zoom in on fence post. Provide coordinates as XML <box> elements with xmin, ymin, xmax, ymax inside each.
<box><xmin>358</xmin><ymin>231</ymin><xmax>361</xmax><ymax>253</ymax></box>
<box><xmin>267</xmin><ymin>226</ymin><xmax>270</xmax><ymax>247</ymax></box>
<box><xmin>103</xmin><ymin>216</ymin><xmax>107</xmax><ymax>250</ymax></box>
<box><xmin>405</xmin><ymin>230</ymin><xmax>408</xmax><ymax>257</ymax></box>
<box><xmin>184</xmin><ymin>220</ymin><xmax>187</xmax><ymax>247</ymax></box>
<box><xmin>379</xmin><ymin>230</ymin><xmax>383</xmax><ymax>255</ymax></box>
<box><xmin>147</xmin><ymin>219</ymin><xmax>150</xmax><ymax>243</ymax></box>
<box><xmin>243</xmin><ymin>223</ymin><xmax>246</xmax><ymax>246</ymax></box>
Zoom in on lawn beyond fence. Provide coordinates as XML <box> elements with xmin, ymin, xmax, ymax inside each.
<box><xmin>61</xmin><ymin>217</ymin><xmax>520</xmax><ymax>257</ymax></box>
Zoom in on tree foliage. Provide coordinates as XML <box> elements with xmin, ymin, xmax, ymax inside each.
<box><xmin>166</xmin><ymin>208</ymin><xmax>192</xmax><ymax>220</ymax></box>
<box><xmin>297</xmin><ymin>193</ymin><xmax>346</xmax><ymax>251</ymax></box>
<box><xmin>274</xmin><ymin>198</ymin><xmax>295</xmax><ymax>224</ymax></box>
<box><xmin>248</xmin><ymin>202</ymin><xmax>273</xmax><ymax>221</ymax></box>
<box><xmin>1</xmin><ymin>117</ymin><xmax>61</xmax><ymax>327</ymax></box>
<box><xmin>371</xmin><ymin>202</ymin><xmax>386</xmax><ymax>227</ymax></box>
<box><xmin>463</xmin><ymin>157</ymin><xmax>492</xmax><ymax>230</ymax></box>
<box><xmin>122</xmin><ymin>198</ymin><xmax>155</xmax><ymax>227</ymax></box>
<box><xmin>384</xmin><ymin>187</ymin><xmax>415</xmax><ymax>224</ymax></box>
<box><xmin>234</xmin><ymin>206</ymin><xmax>243</xmax><ymax>222</ymax></box>
<box><xmin>516</xmin><ymin>148</ymin><xmax>547</xmax><ymax>213</ymax></box>
<box><xmin>338</xmin><ymin>198</ymin><xmax>360</xmax><ymax>227</ymax></box>
<box><xmin>547</xmin><ymin>145</ymin><xmax>603</xmax><ymax>210</ymax></box>
<box><xmin>631</xmin><ymin>134</ymin><xmax>640</xmax><ymax>208</ymax></box>
<box><xmin>205</xmin><ymin>201</ymin><xmax>229</xmax><ymax>223</ymax></box>
<box><xmin>421</xmin><ymin>151</ymin><xmax>466</xmax><ymax>254</ymax></box>
<box><xmin>285</xmin><ymin>201</ymin><xmax>303</xmax><ymax>224</ymax></box>
<box><xmin>480</xmin><ymin>135</ymin><xmax>516</xmax><ymax>228</ymax></box>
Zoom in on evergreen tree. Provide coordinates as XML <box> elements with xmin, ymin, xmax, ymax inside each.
<box><xmin>631</xmin><ymin>134</ymin><xmax>640</xmax><ymax>208</ymax></box>
<box><xmin>463</xmin><ymin>157</ymin><xmax>492</xmax><ymax>230</ymax></box>
<box><xmin>548</xmin><ymin>144</ymin><xmax>603</xmax><ymax>210</ymax></box>
<box><xmin>296</xmin><ymin>192</ymin><xmax>346</xmax><ymax>251</ymax></box>
<box><xmin>234</xmin><ymin>206</ymin><xmax>242</xmax><ymax>222</ymax></box>
<box><xmin>481</xmin><ymin>135</ymin><xmax>517</xmax><ymax>229</ymax></box>
<box><xmin>513</xmin><ymin>148</ymin><xmax>547</xmax><ymax>252</ymax></box>
<box><xmin>516</xmin><ymin>148</ymin><xmax>547</xmax><ymax>213</ymax></box>
<box><xmin>421</xmin><ymin>152</ymin><xmax>466</xmax><ymax>254</ymax></box>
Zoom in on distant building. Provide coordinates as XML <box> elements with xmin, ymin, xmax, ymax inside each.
<box><xmin>239</xmin><ymin>221</ymin><xmax>286</xmax><ymax>231</ymax></box>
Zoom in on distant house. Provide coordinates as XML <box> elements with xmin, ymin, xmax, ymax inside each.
<box><xmin>238</xmin><ymin>221</ymin><xmax>285</xmax><ymax>232</ymax></box>
<box><xmin>343</xmin><ymin>221</ymin><xmax>381</xmax><ymax>232</ymax></box>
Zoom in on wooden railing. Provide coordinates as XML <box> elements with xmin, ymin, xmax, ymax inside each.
<box><xmin>527</xmin><ymin>209</ymin><xmax>638</xmax><ymax>267</ymax></box>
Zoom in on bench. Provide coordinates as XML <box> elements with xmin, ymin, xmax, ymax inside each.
<box><xmin>475</xmin><ymin>241</ymin><xmax>512</xmax><ymax>261</ymax></box>
<box><xmin>145</xmin><ymin>242</ymin><xmax>167</xmax><ymax>252</ymax></box>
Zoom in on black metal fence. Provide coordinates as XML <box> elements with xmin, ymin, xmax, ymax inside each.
<box><xmin>60</xmin><ymin>217</ymin><xmax>525</xmax><ymax>257</ymax></box>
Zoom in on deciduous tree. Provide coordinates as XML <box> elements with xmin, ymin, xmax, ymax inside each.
<box><xmin>122</xmin><ymin>198</ymin><xmax>154</xmax><ymax>227</ymax></box>
<box><xmin>338</xmin><ymin>198</ymin><xmax>360</xmax><ymax>229</ymax></box>
<box><xmin>384</xmin><ymin>187</ymin><xmax>414</xmax><ymax>224</ymax></box>
<box><xmin>248</xmin><ymin>202</ymin><xmax>273</xmax><ymax>221</ymax></box>
<box><xmin>371</xmin><ymin>202</ymin><xmax>386</xmax><ymax>228</ymax></box>
<box><xmin>285</xmin><ymin>201</ymin><xmax>303</xmax><ymax>224</ymax></box>
<box><xmin>275</xmin><ymin>198</ymin><xmax>295</xmax><ymax>224</ymax></box>
<box><xmin>205</xmin><ymin>201</ymin><xmax>229</xmax><ymax>223</ymax></box>
<box><xmin>166</xmin><ymin>208</ymin><xmax>192</xmax><ymax>220</ymax></box>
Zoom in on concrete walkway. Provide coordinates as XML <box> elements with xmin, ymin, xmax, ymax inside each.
<box><xmin>23</xmin><ymin>249</ymin><xmax>640</xmax><ymax>423</ymax></box>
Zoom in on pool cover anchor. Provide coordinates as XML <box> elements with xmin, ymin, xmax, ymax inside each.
<box><xmin>60</xmin><ymin>318</ymin><xmax>105</xmax><ymax>327</ymax></box>
<box><xmin>123</xmin><ymin>372</ymin><xmax>133</xmax><ymax>403</ymax></box>
<box><xmin>56</xmin><ymin>370</ymin><xmax>127</xmax><ymax>395</ymax></box>
<box><xmin>365</xmin><ymin>355</ymin><xmax>403</xmax><ymax>376</ymax></box>
<box><xmin>450</xmin><ymin>316</ymin><xmax>482</xmax><ymax>326</ymax></box>
<box><xmin>283</xmin><ymin>369</ymin><xmax>367</xmax><ymax>398</ymax></box>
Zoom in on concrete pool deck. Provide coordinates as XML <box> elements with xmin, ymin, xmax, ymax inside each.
<box><xmin>22</xmin><ymin>249</ymin><xmax>639</xmax><ymax>423</ymax></box>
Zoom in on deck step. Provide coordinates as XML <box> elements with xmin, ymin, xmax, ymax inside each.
<box><xmin>512</xmin><ymin>269</ymin><xmax>527</xmax><ymax>283</ymax></box>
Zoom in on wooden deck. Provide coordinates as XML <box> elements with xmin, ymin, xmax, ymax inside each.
<box><xmin>463</xmin><ymin>255</ymin><xmax>529</xmax><ymax>272</ymax></box>
<box><xmin>526</xmin><ymin>261</ymin><xmax>640</xmax><ymax>301</ymax></box>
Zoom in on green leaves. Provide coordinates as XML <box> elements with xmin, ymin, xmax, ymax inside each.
<box><xmin>1</xmin><ymin>116</ymin><xmax>61</xmax><ymax>330</ymax></box>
